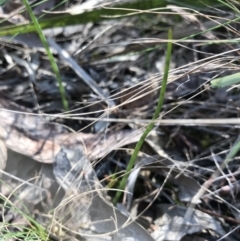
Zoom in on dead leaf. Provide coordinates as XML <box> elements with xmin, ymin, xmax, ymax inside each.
<box><xmin>152</xmin><ymin>204</ymin><xmax>225</xmax><ymax>241</ymax></box>
<box><xmin>0</xmin><ymin>149</ymin><xmax>56</xmax><ymax>231</ymax></box>
<box><xmin>172</xmin><ymin>174</ymin><xmax>201</xmax><ymax>203</ymax></box>
<box><xmin>52</xmin><ymin>147</ymin><xmax>155</xmax><ymax>241</ymax></box>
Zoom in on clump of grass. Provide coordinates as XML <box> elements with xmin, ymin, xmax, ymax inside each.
<box><xmin>0</xmin><ymin>191</ymin><xmax>49</xmax><ymax>240</ymax></box>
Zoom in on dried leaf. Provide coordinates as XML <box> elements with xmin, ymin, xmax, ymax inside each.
<box><xmin>1</xmin><ymin>149</ymin><xmax>55</xmax><ymax>226</ymax></box>
<box><xmin>152</xmin><ymin>204</ymin><xmax>225</xmax><ymax>241</ymax></box>
<box><xmin>53</xmin><ymin>147</ymin><xmax>155</xmax><ymax>241</ymax></box>
<box><xmin>172</xmin><ymin>174</ymin><xmax>201</xmax><ymax>203</ymax></box>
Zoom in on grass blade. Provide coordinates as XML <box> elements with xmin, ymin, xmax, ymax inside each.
<box><xmin>211</xmin><ymin>72</ymin><xmax>240</xmax><ymax>88</ymax></box>
<box><xmin>113</xmin><ymin>28</ymin><xmax>173</xmax><ymax>204</ymax></box>
<box><xmin>22</xmin><ymin>0</ymin><xmax>69</xmax><ymax>110</ymax></box>
<box><xmin>0</xmin><ymin>0</ymin><xmax>223</xmax><ymax>36</ymax></box>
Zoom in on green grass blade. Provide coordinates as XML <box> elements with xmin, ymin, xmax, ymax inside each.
<box><xmin>113</xmin><ymin>28</ymin><xmax>173</xmax><ymax>204</ymax></box>
<box><xmin>0</xmin><ymin>0</ymin><xmax>224</xmax><ymax>36</ymax></box>
<box><xmin>0</xmin><ymin>0</ymin><xmax>6</xmax><ymax>5</ymax></box>
<box><xmin>22</xmin><ymin>0</ymin><xmax>69</xmax><ymax>110</ymax></box>
<box><xmin>211</xmin><ymin>72</ymin><xmax>240</xmax><ymax>88</ymax></box>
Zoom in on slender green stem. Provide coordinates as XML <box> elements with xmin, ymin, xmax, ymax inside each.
<box><xmin>22</xmin><ymin>0</ymin><xmax>69</xmax><ymax>110</ymax></box>
<box><xmin>113</xmin><ymin>28</ymin><xmax>173</xmax><ymax>204</ymax></box>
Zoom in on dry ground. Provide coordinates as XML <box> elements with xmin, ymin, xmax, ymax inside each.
<box><xmin>0</xmin><ymin>1</ymin><xmax>240</xmax><ymax>241</ymax></box>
